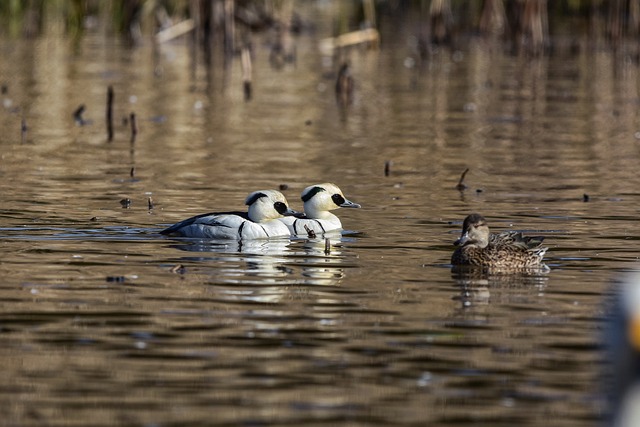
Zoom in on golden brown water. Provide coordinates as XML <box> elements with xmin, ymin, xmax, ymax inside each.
<box><xmin>1</xmin><ymin>4</ymin><xmax>639</xmax><ymax>426</ymax></box>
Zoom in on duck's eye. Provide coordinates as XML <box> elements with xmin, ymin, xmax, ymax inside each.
<box><xmin>331</xmin><ymin>194</ymin><xmax>345</xmax><ymax>206</ymax></box>
<box><xmin>274</xmin><ymin>201</ymin><xmax>288</xmax><ymax>214</ymax></box>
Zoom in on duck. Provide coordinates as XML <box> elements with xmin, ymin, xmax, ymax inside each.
<box><xmin>160</xmin><ymin>190</ymin><xmax>298</xmax><ymax>239</ymax></box>
<box><xmin>451</xmin><ymin>213</ymin><xmax>547</xmax><ymax>269</ymax></box>
<box><xmin>279</xmin><ymin>183</ymin><xmax>361</xmax><ymax>236</ymax></box>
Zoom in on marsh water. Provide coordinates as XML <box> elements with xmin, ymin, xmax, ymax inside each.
<box><xmin>1</xmin><ymin>5</ymin><xmax>640</xmax><ymax>427</ymax></box>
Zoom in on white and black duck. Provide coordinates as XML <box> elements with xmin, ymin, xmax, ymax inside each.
<box><xmin>279</xmin><ymin>183</ymin><xmax>361</xmax><ymax>236</ymax></box>
<box><xmin>160</xmin><ymin>190</ymin><xmax>298</xmax><ymax>239</ymax></box>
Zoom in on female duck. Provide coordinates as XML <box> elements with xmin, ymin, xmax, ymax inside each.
<box><xmin>451</xmin><ymin>213</ymin><xmax>547</xmax><ymax>269</ymax></box>
<box><xmin>279</xmin><ymin>183</ymin><xmax>361</xmax><ymax>235</ymax></box>
<box><xmin>160</xmin><ymin>190</ymin><xmax>298</xmax><ymax>239</ymax></box>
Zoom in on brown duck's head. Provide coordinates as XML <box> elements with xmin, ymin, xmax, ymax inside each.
<box><xmin>454</xmin><ymin>213</ymin><xmax>490</xmax><ymax>248</ymax></box>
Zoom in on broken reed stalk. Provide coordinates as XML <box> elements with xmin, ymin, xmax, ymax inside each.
<box><xmin>130</xmin><ymin>112</ymin><xmax>137</xmax><ymax>142</ymax></box>
<box><xmin>20</xmin><ymin>118</ymin><xmax>27</xmax><ymax>143</ymax></box>
<box><xmin>106</xmin><ymin>86</ymin><xmax>114</xmax><ymax>141</ymax></box>
<box><xmin>154</xmin><ymin>19</ymin><xmax>195</xmax><ymax>44</ymax></box>
<box><xmin>324</xmin><ymin>238</ymin><xmax>331</xmax><ymax>255</ymax></box>
<box><xmin>73</xmin><ymin>104</ymin><xmax>86</xmax><ymax>125</ymax></box>
<box><xmin>319</xmin><ymin>28</ymin><xmax>379</xmax><ymax>55</ymax></box>
<box><xmin>304</xmin><ymin>224</ymin><xmax>317</xmax><ymax>239</ymax></box>
<box><xmin>241</xmin><ymin>46</ymin><xmax>252</xmax><ymax>101</ymax></box>
<box><xmin>456</xmin><ymin>168</ymin><xmax>469</xmax><ymax>191</ymax></box>
<box><xmin>384</xmin><ymin>160</ymin><xmax>392</xmax><ymax>176</ymax></box>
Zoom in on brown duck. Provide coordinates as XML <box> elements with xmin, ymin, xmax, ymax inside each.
<box><xmin>451</xmin><ymin>213</ymin><xmax>548</xmax><ymax>269</ymax></box>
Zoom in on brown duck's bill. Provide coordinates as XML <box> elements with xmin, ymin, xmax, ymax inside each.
<box><xmin>454</xmin><ymin>232</ymin><xmax>469</xmax><ymax>246</ymax></box>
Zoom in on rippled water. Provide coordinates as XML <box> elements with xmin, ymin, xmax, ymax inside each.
<box><xmin>1</xmin><ymin>4</ymin><xmax>640</xmax><ymax>426</ymax></box>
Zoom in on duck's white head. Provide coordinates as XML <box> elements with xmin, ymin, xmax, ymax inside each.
<box><xmin>300</xmin><ymin>183</ymin><xmax>361</xmax><ymax>219</ymax></box>
<box><xmin>245</xmin><ymin>190</ymin><xmax>298</xmax><ymax>223</ymax></box>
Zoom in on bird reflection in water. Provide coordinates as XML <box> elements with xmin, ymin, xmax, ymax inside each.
<box><xmin>162</xmin><ymin>232</ymin><xmax>352</xmax><ymax>304</ymax></box>
<box><xmin>291</xmin><ymin>231</ymin><xmax>348</xmax><ymax>285</ymax></box>
<box><xmin>450</xmin><ymin>265</ymin><xmax>549</xmax><ymax>309</ymax></box>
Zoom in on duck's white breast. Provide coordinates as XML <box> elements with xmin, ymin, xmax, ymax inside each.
<box><xmin>279</xmin><ymin>217</ymin><xmax>342</xmax><ymax>235</ymax></box>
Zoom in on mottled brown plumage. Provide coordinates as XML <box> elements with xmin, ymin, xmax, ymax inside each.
<box><xmin>451</xmin><ymin>213</ymin><xmax>548</xmax><ymax>269</ymax></box>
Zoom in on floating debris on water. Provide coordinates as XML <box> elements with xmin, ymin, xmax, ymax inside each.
<box><xmin>279</xmin><ymin>184</ymin><xmax>289</xmax><ymax>191</ymax></box>
<box><xmin>148</xmin><ymin>197</ymin><xmax>154</xmax><ymax>210</ymax></box>
<box><xmin>120</xmin><ymin>198</ymin><xmax>131</xmax><ymax>208</ymax></box>
<box><xmin>170</xmin><ymin>264</ymin><xmax>186</xmax><ymax>274</ymax></box>
<box><xmin>583</xmin><ymin>193</ymin><xmax>590</xmax><ymax>202</ymax></box>
<box><xmin>324</xmin><ymin>238</ymin><xmax>331</xmax><ymax>255</ymax></box>
<box><xmin>106</xmin><ymin>276</ymin><xmax>126</xmax><ymax>283</ymax></box>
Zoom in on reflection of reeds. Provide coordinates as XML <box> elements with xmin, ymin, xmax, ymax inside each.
<box><xmin>430</xmin><ymin>0</ymin><xmax>453</xmax><ymax>45</ymax></box>
<box><xmin>509</xmin><ymin>0</ymin><xmax>549</xmax><ymax>55</ymax></box>
<box><xmin>2</xmin><ymin>1</ymin><xmax>640</xmax><ymax>53</ymax></box>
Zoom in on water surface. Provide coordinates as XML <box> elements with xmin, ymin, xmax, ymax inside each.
<box><xmin>1</xmin><ymin>4</ymin><xmax>639</xmax><ymax>426</ymax></box>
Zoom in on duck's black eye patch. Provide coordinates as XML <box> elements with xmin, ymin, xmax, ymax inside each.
<box><xmin>274</xmin><ymin>201</ymin><xmax>288</xmax><ymax>214</ymax></box>
<box><xmin>301</xmin><ymin>186</ymin><xmax>325</xmax><ymax>202</ymax></box>
<box><xmin>246</xmin><ymin>192</ymin><xmax>267</xmax><ymax>206</ymax></box>
<box><xmin>331</xmin><ymin>194</ymin><xmax>345</xmax><ymax>206</ymax></box>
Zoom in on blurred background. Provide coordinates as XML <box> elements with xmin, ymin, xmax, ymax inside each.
<box><xmin>1</xmin><ymin>1</ymin><xmax>640</xmax><ymax>426</ymax></box>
